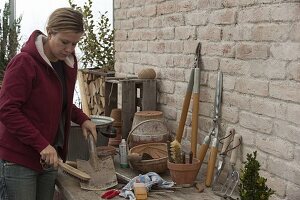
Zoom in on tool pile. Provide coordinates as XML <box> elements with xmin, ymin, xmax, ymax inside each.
<box><xmin>165</xmin><ymin>42</ymin><xmax>243</xmax><ymax>198</ymax></box>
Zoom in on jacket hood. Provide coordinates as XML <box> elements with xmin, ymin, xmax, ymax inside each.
<box><xmin>21</xmin><ymin>30</ymin><xmax>75</xmax><ymax>68</ymax></box>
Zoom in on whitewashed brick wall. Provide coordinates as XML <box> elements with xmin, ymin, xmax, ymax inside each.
<box><xmin>113</xmin><ymin>0</ymin><xmax>300</xmax><ymax>199</ymax></box>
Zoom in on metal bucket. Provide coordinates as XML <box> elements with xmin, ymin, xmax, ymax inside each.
<box><xmin>67</xmin><ymin>115</ymin><xmax>114</xmax><ymax>161</ymax></box>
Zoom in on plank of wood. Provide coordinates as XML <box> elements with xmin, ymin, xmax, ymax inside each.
<box><xmin>77</xmin><ymin>71</ymin><xmax>90</xmax><ymax>116</ymax></box>
<box><xmin>121</xmin><ymin>80</ymin><xmax>136</xmax><ymax>139</ymax></box>
<box><xmin>141</xmin><ymin>80</ymin><xmax>157</xmax><ymax>111</ymax></box>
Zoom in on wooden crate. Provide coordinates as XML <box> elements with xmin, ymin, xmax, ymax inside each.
<box><xmin>105</xmin><ymin>79</ymin><xmax>157</xmax><ymax>139</ymax></box>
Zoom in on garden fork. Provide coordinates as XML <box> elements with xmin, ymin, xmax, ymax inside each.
<box><xmin>220</xmin><ymin>134</ymin><xmax>242</xmax><ymax>198</ymax></box>
<box><xmin>212</xmin><ymin>127</ymin><xmax>235</xmax><ymax>188</ymax></box>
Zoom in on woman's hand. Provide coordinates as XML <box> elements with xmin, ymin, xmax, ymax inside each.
<box><xmin>40</xmin><ymin>144</ymin><xmax>58</xmax><ymax>168</ymax></box>
<box><xmin>81</xmin><ymin>120</ymin><xmax>97</xmax><ymax>141</ymax></box>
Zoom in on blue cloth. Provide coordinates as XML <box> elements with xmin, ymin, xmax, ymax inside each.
<box><xmin>119</xmin><ymin>172</ymin><xmax>174</xmax><ymax>200</ymax></box>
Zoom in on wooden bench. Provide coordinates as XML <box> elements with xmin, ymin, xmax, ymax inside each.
<box><xmin>54</xmin><ymin>155</ymin><xmax>220</xmax><ymax>200</ymax></box>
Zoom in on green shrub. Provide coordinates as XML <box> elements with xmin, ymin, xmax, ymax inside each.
<box><xmin>239</xmin><ymin>151</ymin><xmax>275</xmax><ymax>200</ymax></box>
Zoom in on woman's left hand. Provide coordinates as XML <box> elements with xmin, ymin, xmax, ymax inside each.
<box><xmin>81</xmin><ymin>120</ymin><xmax>97</xmax><ymax>141</ymax></box>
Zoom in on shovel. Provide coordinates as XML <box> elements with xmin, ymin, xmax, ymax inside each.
<box><xmin>77</xmin><ymin>133</ymin><xmax>118</xmax><ymax>191</ymax></box>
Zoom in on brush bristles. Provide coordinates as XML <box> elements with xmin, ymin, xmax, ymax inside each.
<box><xmin>170</xmin><ymin>139</ymin><xmax>182</xmax><ymax>163</ymax></box>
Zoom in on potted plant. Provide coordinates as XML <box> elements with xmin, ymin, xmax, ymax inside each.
<box><xmin>0</xmin><ymin>1</ymin><xmax>22</xmax><ymax>86</ymax></box>
<box><xmin>239</xmin><ymin>151</ymin><xmax>275</xmax><ymax>200</ymax></box>
<box><xmin>68</xmin><ymin>0</ymin><xmax>115</xmax><ymax>115</ymax></box>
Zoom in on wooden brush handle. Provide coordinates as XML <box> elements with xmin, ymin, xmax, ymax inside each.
<box><xmin>205</xmin><ymin>146</ymin><xmax>218</xmax><ymax>187</ymax></box>
<box><xmin>58</xmin><ymin>159</ymin><xmax>91</xmax><ymax>181</ymax></box>
<box><xmin>65</xmin><ymin>160</ymin><xmax>77</xmax><ymax>168</ymax></box>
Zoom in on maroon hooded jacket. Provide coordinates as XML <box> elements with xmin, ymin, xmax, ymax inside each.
<box><xmin>0</xmin><ymin>30</ymin><xmax>89</xmax><ymax>171</ymax></box>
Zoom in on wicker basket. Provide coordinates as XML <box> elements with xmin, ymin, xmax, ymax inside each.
<box><xmin>127</xmin><ymin>119</ymin><xmax>169</xmax><ymax>149</ymax></box>
<box><xmin>128</xmin><ymin>143</ymin><xmax>168</xmax><ymax>174</ymax></box>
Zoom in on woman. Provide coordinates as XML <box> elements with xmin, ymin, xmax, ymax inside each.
<box><xmin>0</xmin><ymin>7</ymin><xmax>97</xmax><ymax>200</ymax></box>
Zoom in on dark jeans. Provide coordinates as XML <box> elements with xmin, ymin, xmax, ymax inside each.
<box><xmin>0</xmin><ymin>160</ymin><xmax>57</xmax><ymax>200</ymax></box>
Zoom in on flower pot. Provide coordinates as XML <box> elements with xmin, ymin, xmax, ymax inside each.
<box><xmin>167</xmin><ymin>158</ymin><xmax>201</xmax><ymax>185</ymax></box>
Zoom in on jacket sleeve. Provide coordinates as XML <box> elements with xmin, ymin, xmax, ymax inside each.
<box><xmin>0</xmin><ymin>56</ymin><xmax>49</xmax><ymax>153</ymax></box>
<box><xmin>71</xmin><ymin>104</ymin><xmax>90</xmax><ymax>126</ymax></box>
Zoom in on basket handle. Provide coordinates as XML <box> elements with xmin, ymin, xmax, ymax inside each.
<box><xmin>126</xmin><ymin>119</ymin><xmax>170</xmax><ymax>149</ymax></box>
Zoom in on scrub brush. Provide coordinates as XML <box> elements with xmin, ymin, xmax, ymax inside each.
<box><xmin>58</xmin><ymin>159</ymin><xmax>91</xmax><ymax>182</ymax></box>
<box><xmin>40</xmin><ymin>158</ymin><xmax>91</xmax><ymax>182</ymax></box>
<box><xmin>171</xmin><ymin>142</ymin><xmax>182</xmax><ymax>163</ymax></box>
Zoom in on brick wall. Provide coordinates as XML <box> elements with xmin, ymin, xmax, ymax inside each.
<box><xmin>113</xmin><ymin>0</ymin><xmax>300</xmax><ymax>199</ymax></box>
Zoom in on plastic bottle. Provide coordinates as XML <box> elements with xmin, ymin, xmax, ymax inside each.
<box><xmin>119</xmin><ymin>139</ymin><xmax>129</xmax><ymax>168</ymax></box>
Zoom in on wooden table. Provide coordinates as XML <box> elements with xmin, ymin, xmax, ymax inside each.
<box><xmin>55</xmin><ymin>156</ymin><xmax>220</xmax><ymax>200</ymax></box>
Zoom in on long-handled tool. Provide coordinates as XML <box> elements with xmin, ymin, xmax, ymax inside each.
<box><xmin>220</xmin><ymin>134</ymin><xmax>242</xmax><ymax>198</ymax></box>
<box><xmin>170</xmin><ymin>43</ymin><xmax>201</xmax><ymax>162</ymax></box>
<box><xmin>77</xmin><ymin>133</ymin><xmax>118</xmax><ymax>190</ymax></box>
<box><xmin>212</xmin><ymin>127</ymin><xmax>235</xmax><ymax>188</ymax></box>
<box><xmin>40</xmin><ymin>158</ymin><xmax>91</xmax><ymax>182</ymax></box>
<box><xmin>196</xmin><ymin>71</ymin><xmax>223</xmax><ymax>187</ymax></box>
<box><xmin>191</xmin><ymin>66</ymin><xmax>200</xmax><ymax>157</ymax></box>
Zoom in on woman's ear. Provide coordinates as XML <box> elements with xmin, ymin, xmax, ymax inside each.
<box><xmin>46</xmin><ymin>27</ymin><xmax>52</xmax><ymax>37</ymax></box>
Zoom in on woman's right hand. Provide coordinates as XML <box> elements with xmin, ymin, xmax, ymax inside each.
<box><xmin>40</xmin><ymin>144</ymin><xmax>58</xmax><ymax>168</ymax></box>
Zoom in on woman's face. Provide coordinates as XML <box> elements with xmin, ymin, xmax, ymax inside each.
<box><xmin>47</xmin><ymin>31</ymin><xmax>83</xmax><ymax>61</ymax></box>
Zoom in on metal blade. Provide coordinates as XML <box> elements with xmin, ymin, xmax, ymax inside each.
<box><xmin>214</xmin><ymin>71</ymin><xmax>223</xmax><ymax>121</ymax></box>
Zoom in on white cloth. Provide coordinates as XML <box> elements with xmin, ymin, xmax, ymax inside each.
<box><xmin>119</xmin><ymin>172</ymin><xmax>174</xmax><ymax>200</ymax></box>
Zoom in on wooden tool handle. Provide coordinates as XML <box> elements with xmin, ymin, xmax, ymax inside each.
<box><xmin>191</xmin><ymin>93</ymin><xmax>199</xmax><ymax>157</ymax></box>
<box><xmin>176</xmin><ymin>92</ymin><xmax>192</xmax><ymax>142</ymax></box>
<box><xmin>175</xmin><ymin>69</ymin><xmax>195</xmax><ymax>142</ymax></box>
<box><xmin>58</xmin><ymin>159</ymin><xmax>91</xmax><ymax>181</ymax></box>
<box><xmin>230</xmin><ymin>134</ymin><xmax>241</xmax><ymax>165</ymax></box>
<box><xmin>221</xmin><ymin>127</ymin><xmax>235</xmax><ymax>154</ymax></box>
<box><xmin>205</xmin><ymin>146</ymin><xmax>218</xmax><ymax>187</ymax></box>
<box><xmin>197</xmin><ymin>143</ymin><xmax>209</xmax><ymax>167</ymax></box>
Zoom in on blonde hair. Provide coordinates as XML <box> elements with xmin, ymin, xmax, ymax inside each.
<box><xmin>46</xmin><ymin>7</ymin><xmax>84</xmax><ymax>34</ymax></box>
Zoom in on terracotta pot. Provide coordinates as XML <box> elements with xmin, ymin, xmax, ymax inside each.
<box><xmin>108</xmin><ymin>108</ymin><xmax>122</xmax><ymax>147</ymax></box>
<box><xmin>167</xmin><ymin>158</ymin><xmax>201</xmax><ymax>185</ymax></box>
<box><xmin>96</xmin><ymin>146</ymin><xmax>116</xmax><ymax>158</ymax></box>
